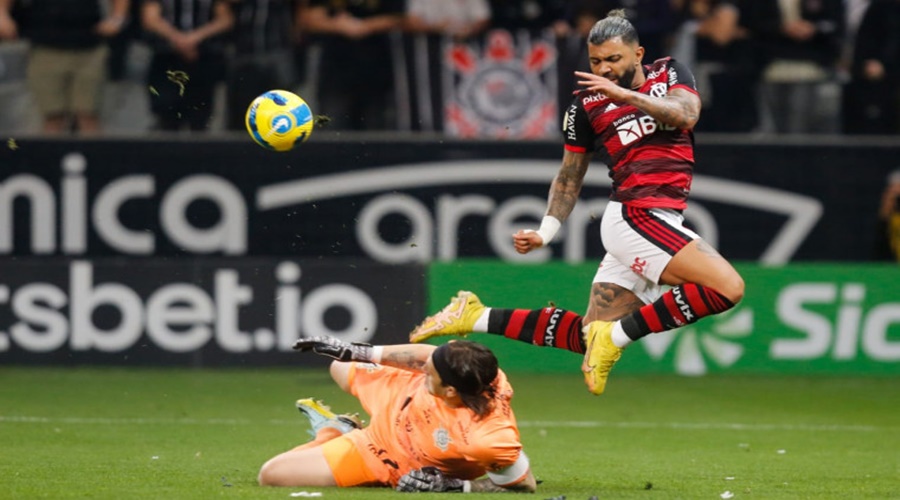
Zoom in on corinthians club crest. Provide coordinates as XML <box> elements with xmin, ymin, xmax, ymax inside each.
<box><xmin>443</xmin><ymin>30</ymin><xmax>557</xmax><ymax>138</ymax></box>
<box><xmin>433</xmin><ymin>427</ymin><xmax>451</xmax><ymax>452</ymax></box>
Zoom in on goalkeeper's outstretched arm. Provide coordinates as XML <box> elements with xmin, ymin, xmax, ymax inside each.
<box><xmin>292</xmin><ymin>336</ymin><xmax>436</xmax><ymax>372</ymax></box>
<box><xmin>377</xmin><ymin>344</ymin><xmax>437</xmax><ymax>372</ymax></box>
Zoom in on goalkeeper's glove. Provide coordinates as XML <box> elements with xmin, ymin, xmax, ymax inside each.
<box><xmin>396</xmin><ymin>467</ymin><xmax>469</xmax><ymax>493</ymax></box>
<box><xmin>292</xmin><ymin>335</ymin><xmax>373</xmax><ymax>362</ymax></box>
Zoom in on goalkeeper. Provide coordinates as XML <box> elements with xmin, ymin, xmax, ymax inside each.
<box><xmin>258</xmin><ymin>336</ymin><xmax>537</xmax><ymax>493</ymax></box>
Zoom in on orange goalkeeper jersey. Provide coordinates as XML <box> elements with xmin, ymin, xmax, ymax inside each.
<box><xmin>344</xmin><ymin>362</ymin><xmax>524</xmax><ymax>486</ymax></box>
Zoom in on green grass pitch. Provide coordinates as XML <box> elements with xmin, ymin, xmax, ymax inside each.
<box><xmin>1</xmin><ymin>365</ymin><xmax>897</xmax><ymax>499</ymax></box>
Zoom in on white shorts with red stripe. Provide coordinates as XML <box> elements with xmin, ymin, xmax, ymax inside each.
<box><xmin>593</xmin><ymin>201</ymin><xmax>699</xmax><ymax>305</ymax></box>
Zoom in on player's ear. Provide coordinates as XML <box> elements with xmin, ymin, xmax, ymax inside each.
<box><xmin>635</xmin><ymin>45</ymin><xmax>645</xmax><ymax>64</ymax></box>
<box><xmin>443</xmin><ymin>385</ymin><xmax>459</xmax><ymax>399</ymax></box>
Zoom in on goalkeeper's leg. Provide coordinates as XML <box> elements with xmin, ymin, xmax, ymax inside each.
<box><xmin>291</xmin><ymin>428</ymin><xmax>343</xmax><ymax>451</ymax></box>
<box><xmin>260</xmin><ymin>433</ymin><xmax>387</xmax><ymax>487</ymax></box>
<box><xmin>259</xmin><ymin>446</ymin><xmax>339</xmax><ymax>487</ymax></box>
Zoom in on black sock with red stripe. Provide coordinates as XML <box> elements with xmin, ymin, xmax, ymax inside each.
<box><xmin>621</xmin><ymin>284</ymin><xmax>735</xmax><ymax>340</ymax></box>
<box><xmin>486</xmin><ymin>307</ymin><xmax>587</xmax><ymax>354</ymax></box>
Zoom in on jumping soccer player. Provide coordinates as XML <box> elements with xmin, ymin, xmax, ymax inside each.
<box><xmin>411</xmin><ymin>9</ymin><xmax>744</xmax><ymax>396</ymax></box>
<box><xmin>258</xmin><ymin>337</ymin><xmax>536</xmax><ymax>493</ymax></box>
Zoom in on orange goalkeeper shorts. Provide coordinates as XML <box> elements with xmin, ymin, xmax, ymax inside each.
<box><xmin>320</xmin><ymin>434</ymin><xmax>383</xmax><ymax>487</ymax></box>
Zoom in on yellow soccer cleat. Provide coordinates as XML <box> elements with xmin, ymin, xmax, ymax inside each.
<box><xmin>295</xmin><ymin>398</ymin><xmax>363</xmax><ymax>437</ymax></box>
<box><xmin>409</xmin><ymin>291</ymin><xmax>486</xmax><ymax>343</ymax></box>
<box><xmin>581</xmin><ymin>320</ymin><xmax>623</xmax><ymax>395</ymax></box>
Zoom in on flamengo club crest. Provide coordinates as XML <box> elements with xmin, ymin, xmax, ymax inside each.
<box><xmin>443</xmin><ymin>30</ymin><xmax>557</xmax><ymax>138</ymax></box>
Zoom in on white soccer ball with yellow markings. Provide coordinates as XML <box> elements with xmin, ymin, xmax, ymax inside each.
<box><xmin>245</xmin><ymin>90</ymin><xmax>314</xmax><ymax>152</ymax></box>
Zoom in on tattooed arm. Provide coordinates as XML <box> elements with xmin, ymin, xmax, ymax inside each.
<box><xmin>513</xmin><ymin>149</ymin><xmax>591</xmax><ymax>254</ymax></box>
<box><xmin>546</xmin><ymin>149</ymin><xmax>592</xmax><ymax>221</ymax></box>
<box><xmin>377</xmin><ymin>344</ymin><xmax>437</xmax><ymax>372</ymax></box>
<box><xmin>292</xmin><ymin>337</ymin><xmax>435</xmax><ymax>372</ymax></box>
<box><xmin>620</xmin><ymin>87</ymin><xmax>700</xmax><ymax>130</ymax></box>
<box><xmin>574</xmin><ymin>70</ymin><xmax>701</xmax><ymax>129</ymax></box>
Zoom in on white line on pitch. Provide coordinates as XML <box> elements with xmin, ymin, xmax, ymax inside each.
<box><xmin>0</xmin><ymin>415</ymin><xmax>892</xmax><ymax>433</ymax></box>
<box><xmin>516</xmin><ymin>421</ymin><xmax>889</xmax><ymax>432</ymax></box>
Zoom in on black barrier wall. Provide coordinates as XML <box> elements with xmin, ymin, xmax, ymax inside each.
<box><xmin>2</xmin><ymin>135</ymin><xmax>898</xmax><ymax>366</ymax></box>
<box><xmin>0</xmin><ymin>135</ymin><xmax>898</xmax><ymax>262</ymax></box>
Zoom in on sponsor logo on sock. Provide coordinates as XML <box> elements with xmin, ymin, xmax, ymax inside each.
<box><xmin>544</xmin><ymin>308</ymin><xmax>561</xmax><ymax>345</ymax></box>
<box><xmin>672</xmin><ymin>286</ymin><xmax>695</xmax><ymax>322</ymax></box>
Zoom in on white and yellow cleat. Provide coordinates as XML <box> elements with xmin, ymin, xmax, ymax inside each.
<box><xmin>409</xmin><ymin>291</ymin><xmax>486</xmax><ymax>343</ymax></box>
<box><xmin>295</xmin><ymin>398</ymin><xmax>363</xmax><ymax>437</ymax></box>
<box><xmin>581</xmin><ymin>320</ymin><xmax>623</xmax><ymax>395</ymax></box>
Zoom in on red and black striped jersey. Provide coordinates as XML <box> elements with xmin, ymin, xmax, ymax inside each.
<box><xmin>562</xmin><ymin>57</ymin><xmax>698</xmax><ymax>210</ymax></box>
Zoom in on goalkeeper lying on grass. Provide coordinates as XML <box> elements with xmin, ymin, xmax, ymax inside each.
<box><xmin>258</xmin><ymin>336</ymin><xmax>537</xmax><ymax>493</ymax></box>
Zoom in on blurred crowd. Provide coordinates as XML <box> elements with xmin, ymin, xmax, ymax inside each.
<box><xmin>0</xmin><ymin>0</ymin><xmax>898</xmax><ymax>136</ymax></box>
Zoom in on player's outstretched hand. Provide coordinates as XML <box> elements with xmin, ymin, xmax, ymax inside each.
<box><xmin>292</xmin><ymin>336</ymin><xmax>373</xmax><ymax>362</ymax></box>
<box><xmin>397</xmin><ymin>467</ymin><xmax>467</xmax><ymax>493</ymax></box>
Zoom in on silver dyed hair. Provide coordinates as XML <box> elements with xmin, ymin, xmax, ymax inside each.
<box><xmin>588</xmin><ymin>9</ymin><xmax>639</xmax><ymax>46</ymax></box>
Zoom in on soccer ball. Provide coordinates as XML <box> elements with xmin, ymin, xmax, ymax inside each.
<box><xmin>245</xmin><ymin>90</ymin><xmax>314</xmax><ymax>152</ymax></box>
